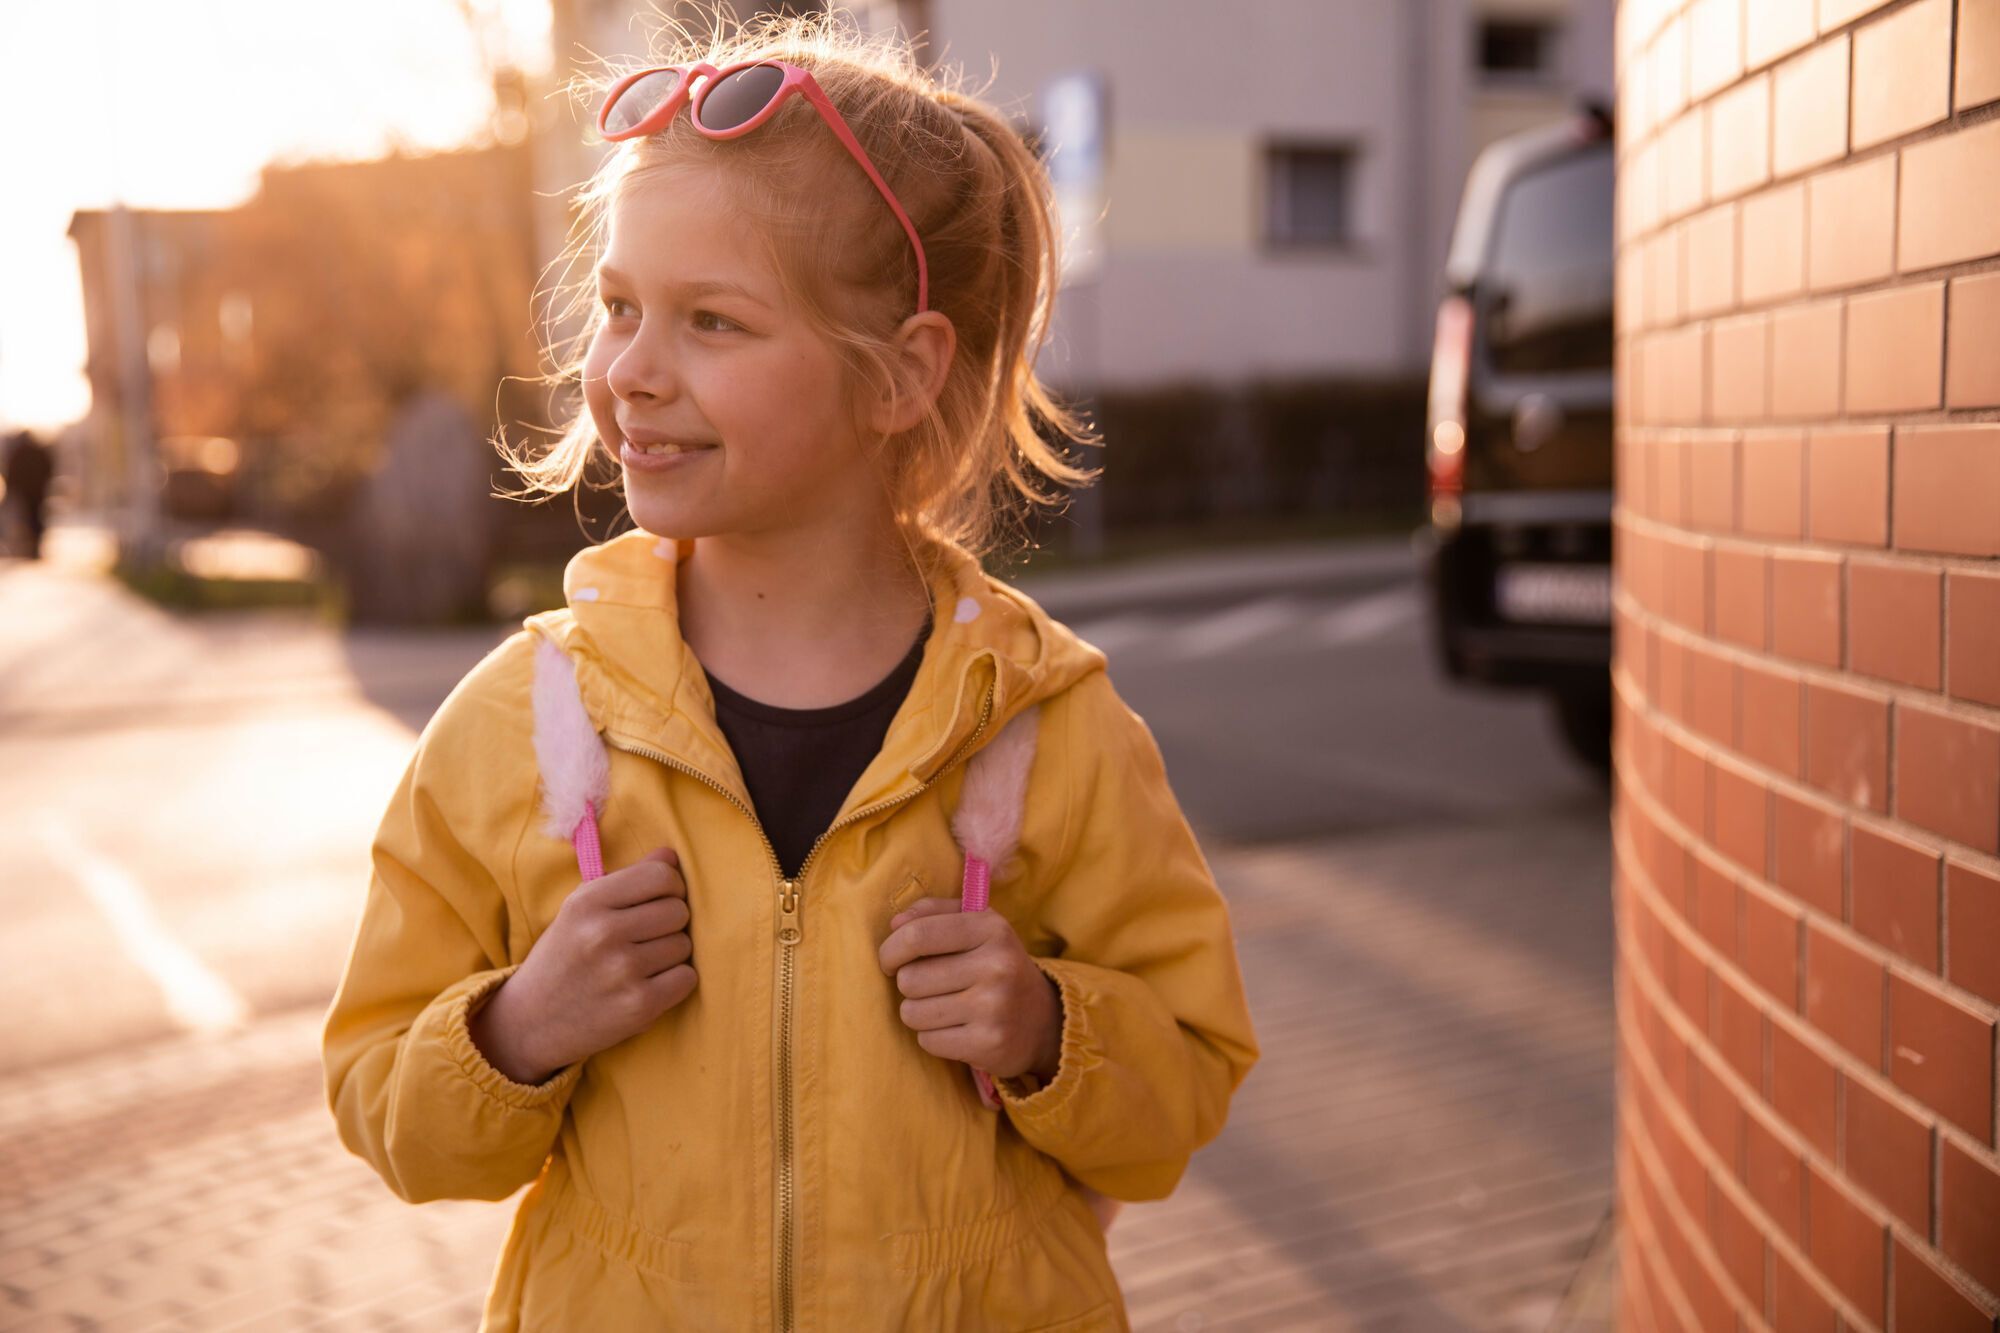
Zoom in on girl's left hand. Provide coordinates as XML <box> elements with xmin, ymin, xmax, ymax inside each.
<box><xmin>879</xmin><ymin>897</ymin><xmax>1064</xmax><ymax>1082</ymax></box>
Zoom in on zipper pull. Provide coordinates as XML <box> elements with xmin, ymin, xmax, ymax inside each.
<box><xmin>776</xmin><ymin>878</ymin><xmax>802</xmax><ymax>946</ymax></box>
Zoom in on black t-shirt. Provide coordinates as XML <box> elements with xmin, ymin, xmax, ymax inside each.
<box><xmin>703</xmin><ymin>618</ymin><xmax>933</xmax><ymax>881</ymax></box>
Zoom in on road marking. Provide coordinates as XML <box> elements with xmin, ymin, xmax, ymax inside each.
<box><xmin>1168</xmin><ymin>596</ymin><xmax>1301</xmax><ymax>659</ymax></box>
<box><xmin>1315</xmin><ymin>585</ymin><xmax>1421</xmax><ymax>646</ymax></box>
<box><xmin>1074</xmin><ymin>611</ymin><xmax>1165</xmax><ymax>657</ymax></box>
<box><xmin>38</xmin><ymin>817</ymin><xmax>250</xmax><ymax>1037</ymax></box>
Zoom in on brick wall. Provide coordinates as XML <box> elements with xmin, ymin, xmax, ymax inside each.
<box><xmin>1611</xmin><ymin>1</ymin><xmax>2000</xmax><ymax>1329</ymax></box>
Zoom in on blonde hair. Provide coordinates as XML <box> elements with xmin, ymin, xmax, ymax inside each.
<box><xmin>498</xmin><ymin>4</ymin><xmax>1101</xmax><ymax>574</ymax></box>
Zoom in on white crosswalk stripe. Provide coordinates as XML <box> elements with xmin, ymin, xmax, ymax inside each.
<box><xmin>1068</xmin><ymin>583</ymin><xmax>1422</xmax><ymax>660</ymax></box>
<box><xmin>1314</xmin><ymin>585</ymin><xmax>1421</xmax><ymax>646</ymax></box>
<box><xmin>1166</xmin><ymin>595</ymin><xmax>1303</xmax><ymax>659</ymax></box>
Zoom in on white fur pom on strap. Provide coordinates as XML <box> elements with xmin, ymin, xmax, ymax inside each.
<box><xmin>950</xmin><ymin>706</ymin><xmax>1040</xmax><ymax>870</ymax></box>
<box><xmin>532</xmin><ymin>634</ymin><xmax>610</xmax><ymax>841</ymax></box>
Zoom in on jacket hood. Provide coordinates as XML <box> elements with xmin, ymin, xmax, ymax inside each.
<box><xmin>522</xmin><ymin>529</ymin><xmax>1107</xmax><ymax>823</ymax></box>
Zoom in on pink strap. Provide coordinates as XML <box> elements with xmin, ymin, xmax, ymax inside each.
<box><xmin>961</xmin><ymin>855</ymin><xmax>1001</xmax><ymax>1108</ymax></box>
<box><xmin>573</xmin><ymin>799</ymin><xmax>605</xmax><ymax>882</ymax></box>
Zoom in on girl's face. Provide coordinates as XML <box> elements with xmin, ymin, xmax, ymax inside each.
<box><xmin>583</xmin><ymin>163</ymin><xmax>884</xmax><ymax>543</ymax></box>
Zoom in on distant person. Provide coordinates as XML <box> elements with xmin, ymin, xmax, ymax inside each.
<box><xmin>319</xmin><ymin>14</ymin><xmax>1258</xmax><ymax>1331</ymax></box>
<box><xmin>3</xmin><ymin>429</ymin><xmax>53</xmax><ymax>560</ymax></box>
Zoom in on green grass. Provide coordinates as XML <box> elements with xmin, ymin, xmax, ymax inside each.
<box><xmin>112</xmin><ymin>557</ymin><xmax>347</xmax><ymax>622</ymax></box>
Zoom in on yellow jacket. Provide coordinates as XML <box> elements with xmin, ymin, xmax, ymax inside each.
<box><xmin>321</xmin><ymin>529</ymin><xmax>1260</xmax><ymax>1330</ymax></box>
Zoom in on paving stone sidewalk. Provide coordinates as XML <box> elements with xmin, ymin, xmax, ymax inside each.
<box><xmin>0</xmin><ymin>808</ymin><xmax>1616</xmax><ymax>1332</ymax></box>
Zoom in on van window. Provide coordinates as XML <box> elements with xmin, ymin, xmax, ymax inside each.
<box><xmin>1482</xmin><ymin>146</ymin><xmax>1614</xmax><ymax>374</ymax></box>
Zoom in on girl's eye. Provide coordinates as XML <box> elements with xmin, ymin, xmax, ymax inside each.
<box><xmin>603</xmin><ymin>296</ymin><xmax>636</xmax><ymax>319</ymax></box>
<box><xmin>693</xmin><ymin>310</ymin><xmax>739</xmax><ymax>334</ymax></box>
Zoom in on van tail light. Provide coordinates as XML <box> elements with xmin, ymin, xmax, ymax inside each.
<box><xmin>1427</xmin><ymin>295</ymin><xmax>1472</xmax><ymax>519</ymax></box>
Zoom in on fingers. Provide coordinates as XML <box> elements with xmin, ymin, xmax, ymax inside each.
<box><xmin>593</xmin><ymin>847</ymin><xmax>688</xmax><ymax>907</ymax></box>
<box><xmin>888</xmin><ymin>896</ymin><xmax>961</xmax><ymax>931</ymax></box>
<box><xmin>645</xmin><ymin>962</ymin><xmax>698</xmax><ymax>1012</ymax></box>
<box><xmin>632</xmin><ymin>931</ymin><xmax>692</xmax><ymax>977</ymax></box>
<box><xmin>878</xmin><ymin>904</ymin><xmax>995</xmax><ymax>976</ymax></box>
<box><xmin>617</xmin><ymin>894</ymin><xmax>690</xmax><ymax>942</ymax></box>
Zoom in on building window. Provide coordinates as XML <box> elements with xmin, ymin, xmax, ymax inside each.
<box><xmin>1265</xmin><ymin>143</ymin><xmax>1357</xmax><ymax>249</ymax></box>
<box><xmin>1478</xmin><ymin>18</ymin><xmax>1561</xmax><ymax>83</ymax></box>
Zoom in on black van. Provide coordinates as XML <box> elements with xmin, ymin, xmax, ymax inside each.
<box><xmin>1421</xmin><ymin>107</ymin><xmax>1616</xmax><ymax>773</ymax></box>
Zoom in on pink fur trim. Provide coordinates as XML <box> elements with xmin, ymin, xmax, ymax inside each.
<box><xmin>532</xmin><ymin>635</ymin><xmax>610</xmax><ymax>841</ymax></box>
<box><xmin>950</xmin><ymin>706</ymin><xmax>1038</xmax><ymax>870</ymax></box>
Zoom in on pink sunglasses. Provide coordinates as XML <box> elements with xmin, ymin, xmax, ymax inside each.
<box><xmin>598</xmin><ymin>60</ymin><xmax>930</xmax><ymax>313</ymax></box>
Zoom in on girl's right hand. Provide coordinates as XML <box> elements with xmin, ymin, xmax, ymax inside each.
<box><xmin>469</xmin><ymin>847</ymin><xmax>696</xmax><ymax>1084</ymax></box>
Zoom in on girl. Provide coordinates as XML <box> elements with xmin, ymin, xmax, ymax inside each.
<box><xmin>321</xmin><ymin>11</ymin><xmax>1258</xmax><ymax>1330</ymax></box>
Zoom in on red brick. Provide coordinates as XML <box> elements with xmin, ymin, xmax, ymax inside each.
<box><xmin>1745</xmin><ymin>0</ymin><xmax>1814</xmax><ymax>71</ymax></box>
<box><xmin>1772</xmin><ymin>786</ymin><xmax>1846</xmax><ymax>918</ymax></box>
<box><xmin>1668</xmin><ymin>535</ymin><xmax>1712</xmax><ymax>634</ymax></box>
<box><xmin>1804</xmin><ymin>679</ymin><xmax>1889</xmax><ymax>813</ymax></box>
<box><xmin>1739</xmin><ymin>660</ymin><xmax>1802</xmax><ymax>777</ymax></box>
<box><xmin>1663</xmin><ymin>107</ymin><xmax>1709</xmax><ymax>225</ymax></box>
<box><xmin>1805</xmin><ymin>923</ymin><xmax>1887</xmax><ymax>1068</ymax></box>
<box><xmin>1770</xmin><ymin>299</ymin><xmax>1845</xmax><ymax>420</ymax></box>
<box><xmin>1941</xmin><ymin>1138</ymin><xmax>2000</xmax><ymax>1294</ymax></box>
<box><xmin>1687</xmin><ymin>434</ymin><xmax>1737</xmax><ymax>532</ymax></box>
<box><xmin>1741</xmin><ymin>887</ymin><xmax>1803</xmax><ymax>1008</ymax></box>
<box><xmin>1963</xmin><ymin>0</ymin><xmax>2000</xmax><ymax>111</ymax></box>
<box><xmin>1740</xmin><ymin>430</ymin><xmax>1805</xmax><ymax>537</ymax></box>
<box><xmin>1671</xmin><ymin>733</ymin><xmax>1708</xmax><ymax>835</ymax></box>
<box><xmin>1709</xmin><ymin>1178</ymin><xmax>1767</xmax><ymax>1309</ymax></box>
<box><xmin>1708</xmin><ymin>73</ymin><xmax>1772</xmax><ymax>200</ymax></box>
<box><xmin>1806</xmin><ymin>1162</ymin><xmax>1889</xmax><ymax>1326</ymax></box>
<box><xmin>1687</xmin><ymin>0</ymin><xmax>1743</xmax><ymax>100</ymax></box>
<box><xmin>1692</xmin><ymin>851</ymin><xmax>1740</xmax><ymax>955</ymax></box>
<box><xmin>1689</xmin><ymin>645</ymin><xmax>1735</xmax><ymax>746</ymax></box>
<box><xmin>1710</xmin><ymin>314</ymin><xmax>1771</xmax><ymax>422</ymax></box>
<box><xmin>1771</xmin><ymin>1019</ymin><xmax>1842</xmax><ymax>1157</ymax></box>
<box><xmin>1946</xmin><ymin>861</ymin><xmax>2000</xmax><ymax>1007</ymax></box>
<box><xmin>1714</xmin><ymin>547</ymin><xmax>1769</xmax><ymax>650</ymax></box>
<box><xmin>1743</xmin><ymin>1107</ymin><xmax>1807</xmax><ymax>1241</ymax></box>
<box><xmin>1711</xmin><ymin>759</ymin><xmax>1771</xmax><ymax>876</ymax></box>
<box><xmin>1686</xmin><ymin>205</ymin><xmax>1739</xmax><ymax>320</ymax></box>
<box><xmin>1742</xmin><ymin>185</ymin><xmax>1808</xmax><ymax>306</ymax></box>
<box><xmin>1845</xmin><ymin>283</ymin><xmax>1946</xmax><ymax>415</ymax></box>
<box><xmin>1712</xmin><ymin>972</ymin><xmax>1766</xmax><ymax>1088</ymax></box>
<box><xmin>1948</xmin><ymin>571</ymin><xmax>2000</xmax><ymax>708</ymax></box>
<box><xmin>1772</xmin><ymin>38</ymin><xmax>1851</xmax><ymax>178</ymax></box>
<box><xmin>1888</xmin><ymin>973</ymin><xmax>1997</xmax><ymax>1139</ymax></box>
<box><xmin>1807</xmin><ymin>153</ymin><xmax>1896</xmax><ymax>292</ymax></box>
<box><xmin>1850</xmin><ymin>0</ymin><xmax>1952</xmax><ymax>150</ymax></box>
<box><xmin>1892</xmin><ymin>1236</ymin><xmax>1998</xmax><ymax>1333</ymax></box>
<box><xmin>1846</xmin><ymin>559</ymin><xmax>1941</xmax><ymax>691</ymax></box>
<box><xmin>1692</xmin><ymin>1051</ymin><xmax>1747</xmax><ymax>1168</ymax></box>
<box><xmin>1659</xmin><ymin>632</ymin><xmax>1691</xmax><ymax>727</ymax></box>
<box><xmin>1843</xmin><ymin>1076</ymin><xmax>1934</xmax><ymax>1232</ymax></box>
<box><xmin>1656</xmin><ymin>432</ymin><xmax>1689</xmax><ymax>524</ymax></box>
<box><xmin>1672</xmin><ymin>933</ymin><xmax>1713</xmax><ymax>1030</ymax></box>
<box><xmin>1947</xmin><ymin>271</ymin><xmax>2000</xmax><ymax>409</ymax></box>
<box><xmin>1805</xmin><ymin>427</ymin><xmax>1889</xmax><ymax>548</ymax></box>
<box><xmin>1897</xmin><ymin>110</ymin><xmax>2000</xmax><ymax>272</ymax></box>
<box><xmin>1772</xmin><ymin>1244</ymin><xmax>1839</xmax><ymax>1332</ymax></box>
<box><xmin>1773</xmin><ymin>551</ymin><xmax>1843</xmax><ymax>669</ymax></box>
<box><xmin>1895</xmin><ymin>425</ymin><xmax>2000</xmax><ymax>557</ymax></box>
<box><xmin>1849</xmin><ymin>822</ymin><xmax>1941</xmax><ymax>971</ymax></box>
<box><xmin>1895</xmin><ymin>703</ymin><xmax>2000</xmax><ymax>853</ymax></box>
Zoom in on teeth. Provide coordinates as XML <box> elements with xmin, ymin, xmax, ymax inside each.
<box><xmin>636</xmin><ymin>441</ymin><xmax>712</xmax><ymax>455</ymax></box>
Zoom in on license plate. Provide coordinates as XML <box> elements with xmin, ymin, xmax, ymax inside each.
<box><xmin>1495</xmin><ymin>564</ymin><xmax>1611</xmax><ymax>624</ymax></box>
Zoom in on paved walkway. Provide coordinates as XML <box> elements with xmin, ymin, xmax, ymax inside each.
<box><xmin>0</xmin><ymin>813</ymin><xmax>1616</xmax><ymax>1332</ymax></box>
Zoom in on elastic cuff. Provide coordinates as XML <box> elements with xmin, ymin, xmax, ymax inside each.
<box><xmin>439</xmin><ymin>966</ymin><xmax>585</xmax><ymax>1110</ymax></box>
<box><xmin>995</xmin><ymin>958</ymin><xmax>1095</xmax><ymax>1122</ymax></box>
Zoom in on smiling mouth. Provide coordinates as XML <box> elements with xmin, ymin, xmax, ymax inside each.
<box><xmin>627</xmin><ymin>440</ymin><xmax>718</xmax><ymax>456</ymax></box>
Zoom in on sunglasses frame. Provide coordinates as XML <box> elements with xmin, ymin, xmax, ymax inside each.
<box><xmin>597</xmin><ymin>60</ymin><xmax>931</xmax><ymax>313</ymax></box>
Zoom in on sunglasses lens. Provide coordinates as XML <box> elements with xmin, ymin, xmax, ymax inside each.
<box><xmin>694</xmin><ymin>64</ymin><xmax>784</xmax><ymax>131</ymax></box>
<box><xmin>605</xmin><ymin>69</ymin><xmax>683</xmax><ymax>135</ymax></box>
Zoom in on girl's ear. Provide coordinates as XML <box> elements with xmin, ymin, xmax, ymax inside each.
<box><xmin>866</xmin><ymin>310</ymin><xmax>957</xmax><ymax>436</ymax></box>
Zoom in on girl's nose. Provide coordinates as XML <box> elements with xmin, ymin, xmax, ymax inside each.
<box><xmin>605</xmin><ymin>327</ymin><xmax>680</xmax><ymax>403</ymax></box>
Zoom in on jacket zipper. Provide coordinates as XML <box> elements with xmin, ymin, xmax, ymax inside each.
<box><xmin>603</xmin><ymin>673</ymin><xmax>995</xmax><ymax>1332</ymax></box>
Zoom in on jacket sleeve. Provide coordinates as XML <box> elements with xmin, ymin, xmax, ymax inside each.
<box><xmin>994</xmin><ymin>669</ymin><xmax>1260</xmax><ymax>1201</ymax></box>
<box><xmin>320</xmin><ymin>634</ymin><xmax>584</xmax><ymax>1204</ymax></box>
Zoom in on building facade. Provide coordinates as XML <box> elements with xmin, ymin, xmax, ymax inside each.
<box><xmin>1611</xmin><ymin>0</ymin><xmax>2000</xmax><ymax>1327</ymax></box>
